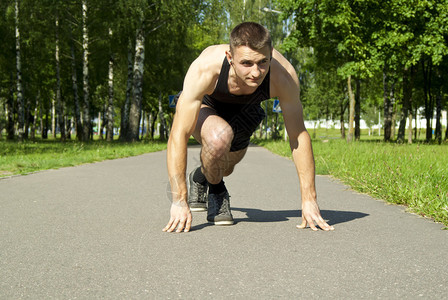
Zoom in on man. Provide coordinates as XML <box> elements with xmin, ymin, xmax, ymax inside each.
<box><xmin>163</xmin><ymin>22</ymin><xmax>334</xmax><ymax>233</ymax></box>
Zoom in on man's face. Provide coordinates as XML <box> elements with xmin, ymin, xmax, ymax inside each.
<box><xmin>228</xmin><ymin>45</ymin><xmax>272</xmax><ymax>88</ymax></box>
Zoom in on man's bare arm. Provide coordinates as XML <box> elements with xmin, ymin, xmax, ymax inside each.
<box><xmin>271</xmin><ymin>50</ymin><xmax>334</xmax><ymax>231</ymax></box>
<box><xmin>163</xmin><ymin>47</ymin><xmax>220</xmax><ymax>233</ymax></box>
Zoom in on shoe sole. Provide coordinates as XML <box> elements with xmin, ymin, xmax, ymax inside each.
<box><xmin>210</xmin><ymin>220</ymin><xmax>234</xmax><ymax>225</ymax></box>
<box><xmin>190</xmin><ymin>207</ymin><xmax>207</xmax><ymax>212</ymax></box>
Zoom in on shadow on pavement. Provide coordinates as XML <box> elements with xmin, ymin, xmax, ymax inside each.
<box><xmin>232</xmin><ymin>207</ymin><xmax>369</xmax><ymax>226</ymax></box>
<box><xmin>189</xmin><ymin>209</ymin><xmax>368</xmax><ymax>231</ymax></box>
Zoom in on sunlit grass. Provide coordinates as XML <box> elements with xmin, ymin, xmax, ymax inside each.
<box><xmin>0</xmin><ymin>138</ymin><xmax>167</xmax><ymax>177</ymax></box>
<box><xmin>252</xmin><ymin>137</ymin><xmax>448</xmax><ymax>227</ymax></box>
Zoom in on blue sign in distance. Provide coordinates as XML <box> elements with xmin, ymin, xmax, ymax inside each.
<box><xmin>169</xmin><ymin>95</ymin><xmax>176</xmax><ymax>108</ymax></box>
<box><xmin>273</xmin><ymin>99</ymin><xmax>282</xmax><ymax>113</ymax></box>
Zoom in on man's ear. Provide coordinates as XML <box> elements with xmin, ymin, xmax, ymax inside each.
<box><xmin>225</xmin><ymin>50</ymin><xmax>233</xmax><ymax>65</ymax></box>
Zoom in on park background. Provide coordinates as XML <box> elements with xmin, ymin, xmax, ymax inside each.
<box><xmin>0</xmin><ymin>0</ymin><xmax>447</xmax><ymax>226</ymax></box>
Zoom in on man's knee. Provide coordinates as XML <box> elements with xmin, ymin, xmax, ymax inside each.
<box><xmin>202</xmin><ymin>126</ymin><xmax>234</xmax><ymax>159</ymax></box>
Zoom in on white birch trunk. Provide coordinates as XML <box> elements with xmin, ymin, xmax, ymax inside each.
<box><xmin>127</xmin><ymin>25</ymin><xmax>145</xmax><ymax>141</ymax></box>
<box><xmin>106</xmin><ymin>29</ymin><xmax>114</xmax><ymax>141</ymax></box>
<box><xmin>55</xmin><ymin>17</ymin><xmax>65</xmax><ymax>141</ymax></box>
<box><xmin>15</xmin><ymin>0</ymin><xmax>25</xmax><ymax>140</ymax></box>
<box><xmin>81</xmin><ymin>0</ymin><xmax>90</xmax><ymax>141</ymax></box>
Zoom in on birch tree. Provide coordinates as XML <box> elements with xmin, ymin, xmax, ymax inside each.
<box><xmin>127</xmin><ymin>19</ymin><xmax>145</xmax><ymax>142</ymax></box>
<box><xmin>106</xmin><ymin>28</ymin><xmax>115</xmax><ymax>141</ymax></box>
<box><xmin>14</xmin><ymin>0</ymin><xmax>25</xmax><ymax>140</ymax></box>
<box><xmin>55</xmin><ymin>15</ymin><xmax>66</xmax><ymax>141</ymax></box>
<box><xmin>81</xmin><ymin>0</ymin><xmax>90</xmax><ymax>141</ymax></box>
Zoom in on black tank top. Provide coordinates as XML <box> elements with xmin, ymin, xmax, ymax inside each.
<box><xmin>203</xmin><ymin>58</ymin><xmax>270</xmax><ymax>107</ymax></box>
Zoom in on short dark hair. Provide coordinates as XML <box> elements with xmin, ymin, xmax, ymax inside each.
<box><xmin>230</xmin><ymin>22</ymin><xmax>272</xmax><ymax>53</ymax></box>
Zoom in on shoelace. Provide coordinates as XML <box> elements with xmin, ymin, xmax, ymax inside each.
<box><xmin>192</xmin><ymin>181</ymin><xmax>206</xmax><ymax>200</ymax></box>
<box><xmin>217</xmin><ymin>194</ymin><xmax>231</xmax><ymax>214</ymax></box>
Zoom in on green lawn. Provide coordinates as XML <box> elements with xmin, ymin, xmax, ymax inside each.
<box><xmin>252</xmin><ymin>136</ymin><xmax>448</xmax><ymax>227</ymax></box>
<box><xmin>0</xmin><ymin>138</ymin><xmax>167</xmax><ymax>177</ymax></box>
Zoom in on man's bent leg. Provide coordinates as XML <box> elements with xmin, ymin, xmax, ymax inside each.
<box><xmin>191</xmin><ymin>106</ymin><xmax>250</xmax><ymax>225</ymax></box>
<box><xmin>192</xmin><ymin>106</ymin><xmax>247</xmax><ymax>184</ymax></box>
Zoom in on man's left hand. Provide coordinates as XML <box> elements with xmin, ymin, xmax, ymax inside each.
<box><xmin>297</xmin><ymin>200</ymin><xmax>334</xmax><ymax>231</ymax></box>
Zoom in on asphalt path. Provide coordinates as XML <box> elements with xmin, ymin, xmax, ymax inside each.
<box><xmin>1</xmin><ymin>145</ymin><xmax>447</xmax><ymax>299</ymax></box>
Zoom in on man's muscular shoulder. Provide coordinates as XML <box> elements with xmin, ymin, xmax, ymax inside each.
<box><xmin>270</xmin><ymin>49</ymin><xmax>300</xmax><ymax>98</ymax></box>
<box><xmin>185</xmin><ymin>45</ymin><xmax>228</xmax><ymax>95</ymax></box>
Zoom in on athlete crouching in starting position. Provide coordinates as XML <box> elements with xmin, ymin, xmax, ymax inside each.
<box><xmin>163</xmin><ymin>22</ymin><xmax>334</xmax><ymax>233</ymax></box>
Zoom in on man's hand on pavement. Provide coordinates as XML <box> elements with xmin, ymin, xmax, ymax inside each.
<box><xmin>162</xmin><ymin>201</ymin><xmax>192</xmax><ymax>233</ymax></box>
<box><xmin>297</xmin><ymin>200</ymin><xmax>334</xmax><ymax>231</ymax></box>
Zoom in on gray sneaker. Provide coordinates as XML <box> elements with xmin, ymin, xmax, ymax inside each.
<box><xmin>207</xmin><ymin>191</ymin><xmax>234</xmax><ymax>225</ymax></box>
<box><xmin>188</xmin><ymin>168</ymin><xmax>208</xmax><ymax>212</ymax></box>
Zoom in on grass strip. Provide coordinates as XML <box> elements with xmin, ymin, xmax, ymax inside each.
<box><xmin>252</xmin><ymin>138</ymin><xmax>448</xmax><ymax>227</ymax></box>
<box><xmin>0</xmin><ymin>139</ymin><xmax>167</xmax><ymax>177</ymax></box>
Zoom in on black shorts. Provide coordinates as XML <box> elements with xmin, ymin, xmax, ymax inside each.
<box><xmin>202</xmin><ymin>101</ymin><xmax>266</xmax><ymax>152</ymax></box>
<box><xmin>174</xmin><ymin>92</ymin><xmax>266</xmax><ymax>152</ymax></box>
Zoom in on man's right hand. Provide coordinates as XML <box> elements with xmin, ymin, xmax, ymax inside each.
<box><xmin>162</xmin><ymin>201</ymin><xmax>192</xmax><ymax>233</ymax></box>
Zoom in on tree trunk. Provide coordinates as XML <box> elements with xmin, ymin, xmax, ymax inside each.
<box><xmin>7</xmin><ymin>73</ymin><xmax>15</xmax><ymax>140</ymax></box>
<box><xmin>391</xmin><ymin>100</ymin><xmax>397</xmax><ymax>140</ymax></box>
<box><xmin>340</xmin><ymin>101</ymin><xmax>346</xmax><ymax>139</ymax></box>
<box><xmin>145</xmin><ymin>112</ymin><xmax>151</xmax><ymax>139</ymax></box>
<box><xmin>127</xmin><ymin>25</ymin><xmax>145</xmax><ymax>142</ymax></box>
<box><xmin>414</xmin><ymin>107</ymin><xmax>418</xmax><ymax>141</ymax></box>
<box><xmin>97</xmin><ymin>111</ymin><xmax>102</xmax><ymax>139</ymax></box>
<box><xmin>397</xmin><ymin>67</ymin><xmax>412</xmax><ymax>143</ymax></box>
<box><xmin>390</xmin><ymin>82</ymin><xmax>396</xmax><ymax>140</ymax></box>
<box><xmin>383</xmin><ymin>70</ymin><xmax>392</xmax><ymax>141</ymax></box>
<box><xmin>66</xmin><ymin>117</ymin><xmax>72</xmax><ymax>140</ymax></box>
<box><xmin>81</xmin><ymin>0</ymin><xmax>90</xmax><ymax>141</ymax></box>
<box><xmin>24</xmin><ymin>99</ymin><xmax>30</xmax><ymax>139</ymax></box>
<box><xmin>354</xmin><ymin>78</ymin><xmax>361</xmax><ymax>140</ymax></box>
<box><xmin>407</xmin><ymin>108</ymin><xmax>413</xmax><ymax>144</ymax></box>
<box><xmin>119</xmin><ymin>40</ymin><xmax>133</xmax><ymax>141</ymax></box>
<box><xmin>15</xmin><ymin>0</ymin><xmax>25</xmax><ymax>141</ymax></box>
<box><xmin>346</xmin><ymin>75</ymin><xmax>355</xmax><ymax>143</ymax></box>
<box><xmin>150</xmin><ymin>111</ymin><xmax>157</xmax><ymax>139</ymax></box>
<box><xmin>55</xmin><ymin>16</ymin><xmax>66</xmax><ymax>141</ymax></box>
<box><xmin>106</xmin><ymin>30</ymin><xmax>114</xmax><ymax>142</ymax></box>
<box><xmin>43</xmin><ymin>107</ymin><xmax>49</xmax><ymax>139</ymax></box>
<box><xmin>158</xmin><ymin>92</ymin><xmax>168</xmax><ymax>140</ymax></box>
<box><xmin>70</xmin><ymin>28</ymin><xmax>82</xmax><ymax>141</ymax></box>
<box><xmin>422</xmin><ymin>59</ymin><xmax>433</xmax><ymax>142</ymax></box>
<box><xmin>51</xmin><ymin>95</ymin><xmax>56</xmax><ymax>138</ymax></box>
<box><xmin>435</xmin><ymin>91</ymin><xmax>442</xmax><ymax>144</ymax></box>
<box><xmin>140</xmin><ymin>111</ymin><xmax>146</xmax><ymax>140</ymax></box>
<box><xmin>30</xmin><ymin>92</ymin><xmax>39</xmax><ymax>140</ymax></box>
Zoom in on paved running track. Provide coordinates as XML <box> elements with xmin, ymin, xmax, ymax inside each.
<box><xmin>1</xmin><ymin>145</ymin><xmax>447</xmax><ymax>299</ymax></box>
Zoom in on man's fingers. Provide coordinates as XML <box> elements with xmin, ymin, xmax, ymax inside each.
<box><xmin>167</xmin><ymin>219</ymin><xmax>180</xmax><ymax>233</ymax></box>
<box><xmin>176</xmin><ymin>218</ymin><xmax>186</xmax><ymax>233</ymax></box>
<box><xmin>308</xmin><ymin>218</ymin><xmax>319</xmax><ymax>231</ymax></box>
<box><xmin>296</xmin><ymin>219</ymin><xmax>307</xmax><ymax>229</ymax></box>
<box><xmin>297</xmin><ymin>215</ymin><xmax>334</xmax><ymax>231</ymax></box>
<box><xmin>162</xmin><ymin>218</ymin><xmax>175</xmax><ymax>232</ymax></box>
<box><xmin>184</xmin><ymin>216</ymin><xmax>192</xmax><ymax>232</ymax></box>
<box><xmin>317</xmin><ymin>219</ymin><xmax>335</xmax><ymax>231</ymax></box>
